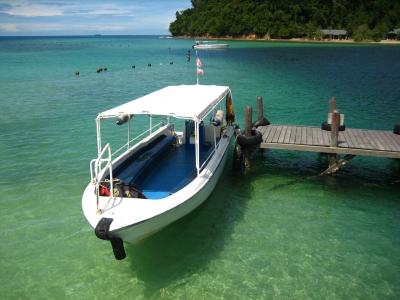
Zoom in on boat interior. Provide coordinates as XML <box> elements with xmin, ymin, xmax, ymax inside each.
<box><xmin>109</xmin><ymin>120</ymin><xmax>222</xmax><ymax>200</ymax></box>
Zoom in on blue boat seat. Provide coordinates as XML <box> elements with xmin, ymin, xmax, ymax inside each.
<box><xmin>113</xmin><ymin>135</ymin><xmax>175</xmax><ymax>185</ymax></box>
<box><xmin>142</xmin><ymin>190</ymin><xmax>171</xmax><ymax>200</ymax></box>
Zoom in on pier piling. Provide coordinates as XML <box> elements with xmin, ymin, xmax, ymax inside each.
<box><xmin>329</xmin><ymin>97</ymin><xmax>336</xmax><ymax>113</ymax></box>
<box><xmin>244</xmin><ymin>106</ymin><xmax>253</xmax><ymax>171</ymax></box>
<box><xmin>257</xmin><ymin>96</ymin><xmax>264</xmax><ymax>121</ymax></box>
<box><xmin>330</xmin><ymin>109</ymin><xmax>340</xmax><ymax>147</ymax></box>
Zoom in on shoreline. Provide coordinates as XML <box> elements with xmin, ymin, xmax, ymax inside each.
<box><xmin>176</xmin><ymin>35</ymin><xmax>400</xmax><ymax>45</ymax></box>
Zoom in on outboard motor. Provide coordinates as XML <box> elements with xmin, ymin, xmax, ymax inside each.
<box><xmin>211</xmin><ymin>110</ymin><xmax>224</xmax><ymax>126</ymax></box>
<box><xmin>116</xmin><ymin>114</ymin><xmax>130</xmax><ymax>125</ymax></box>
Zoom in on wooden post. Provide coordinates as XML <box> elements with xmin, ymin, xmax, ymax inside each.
<box><xmin>330</xmin><ymin>109</ymin><xmax>340</xmax><ymax>147</ymax></box>
<box><xmin>245</xmin><ymin>106</ymin><xmax>252</xmax><ymax>137</ymax></box>
<box><xmin>329</xmin><ymin>109</ymin><xmax>340</xmax><ymax>167</ymax></box>
<box><xmin>329</xmin><ymin>97</ymin><xmax>336</xmax><ymax>114</ymax></box>
<box><xmin>257</xmin><ymin>96</ymin><xmax>264</xmax><ymax>121</ymax></box>
<box><xmin>244</xmin><ymin>106</ymin><xmax>252</xmax><ymax>171</ymax></box>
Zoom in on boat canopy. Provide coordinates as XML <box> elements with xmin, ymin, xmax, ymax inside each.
<box><xmin>99</xmin><ymin>85</ymin><xmax>230</xmax><ymax>121</ymax></box>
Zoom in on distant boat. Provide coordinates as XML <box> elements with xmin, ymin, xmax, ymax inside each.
<box><xmin>82</xmin><ymin>84</ymin><xmax>236</xmax><ymax>260</ymax></box>
<box><xmin>193</xmin><ymin>40</ymin><xmax>229</xmax><ymax>50</ymax></box>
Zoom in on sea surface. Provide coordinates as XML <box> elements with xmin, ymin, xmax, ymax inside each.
<box><xmin>0</xmin><ymin>36</ymin><xmax>399</xmax><ymax>299</ymax></box>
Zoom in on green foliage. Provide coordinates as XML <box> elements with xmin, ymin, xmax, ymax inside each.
<box><xmin>169</xmin><ymin>0</ymin><xmax>400</xmax><ymax>41</ymax></box>
<box><xmin>353</xmin><ymin>24</ymin><xmax>373</xmax><ymax>42</ymax></box>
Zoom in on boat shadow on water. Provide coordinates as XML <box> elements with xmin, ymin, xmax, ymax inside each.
<box><xmin>125</xmin><ymin>158</ymin><xmax>253</xmax><ymax>297</ymax></box>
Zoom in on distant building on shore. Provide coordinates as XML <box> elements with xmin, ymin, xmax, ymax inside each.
<box><xmin>387</xmin><ymin>29</ymin><xmax>400</xmax><ymax>40</ymax></box>
<box><xmin>321</xmin><ymin>29</ymin><xmax>348</xmax><ymax>40</ymax></box>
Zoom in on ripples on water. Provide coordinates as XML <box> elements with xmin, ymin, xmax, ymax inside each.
<box><xmin>0</xmin><ymin>36</ymin><xmax>399</xmax><ymax>299</ymax></box>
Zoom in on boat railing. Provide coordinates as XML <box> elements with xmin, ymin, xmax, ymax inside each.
<box><xmin>199</xmin><ymin>146</ymin><xmax>218</xmax><ymax>171</ymax></box>
<box><xmin>90</xmin><ymin>143</ymin><xmax>114</xmax><ymax>210</ymax></box>
<box><xmin>112</xmin><ymin>121</ymin><xmax>165</xmax><ymax>158</ymax></box>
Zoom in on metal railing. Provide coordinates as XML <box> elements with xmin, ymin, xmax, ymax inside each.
<box><xmin>112</xmin><ymin>121</ymin><xmax>165</xmax><ymax>158</ymax></box>
<box><xmin>90</xmin><ymin>143</ymin><xmax>113</xmax><ymax>212</ymax></box>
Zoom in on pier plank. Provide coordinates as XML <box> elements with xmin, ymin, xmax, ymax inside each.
<box><xmin>278</xmin><ymin>126</ymin><xmax>287</xmax><ymax>143</ymax></box>
<box><xmin>378</xmin><ymin>133</ymin><xmax>396</xmax><ymax>151</ymax></box>
<box><xmin>348</xmin><ymin>129</ymin><xmax>365</xmax><ymax>149</ymax></box>
<box><xmin>301</xmin><ymin>127</ymin><xmax>307</xmax><ymax>145</ymax></box>
<box><xmin>316</xmin><ymin>128</ymin><xmax>324</xmax><ymax>146</ymax></box>
<box><xmin>342</xmin><ymin>130</ymin><xmax>354</xmax><ymax>148</ymax></box>
<box><xmin>295</xmin><ymin>126</ymin><xmax>302</xmax><ymax>144</ymax></box>
<box><xmin>376</xmin><ymin>131</ymin><xmax>395</xmax><ymax>151</ymax></box>
<box><xmin>272</xmin><ymin>126</ymin><xmax>282</xmax><ymax>143</ymax></box>
<box><xmin>322</xmin><ymin>130</ymin><xmax>330</xmax><ymax>146</ymax></box>
<box><xmin>312</xmin><ymin>127</ymin><xmax>321</xmax><ymax>146</ymax></box>
<box><xmin>382</xmin><ymin>132</ymin><xmax>400</xmax><ymax>151</ymax></box>
<box><xmin>360</xmin><ymin>130</ymin><xmax>379</xmax><ymax>150</ymax></box>
<box><xmin>306</xmin><ymin>127</ymin><xmax>313</xmax><ymax>145</ymax></box>
<box><xmin>369</xmin><ymin>130</ymin><xmax>389</xmax><ymax>151</ymax></box>
<box><xmin>262</xmin><ymin>126</ymin><xmax>274</xmax><ymax>143</ymax></box>
<box><xmin>338</xmin><ymin>131</ymin><xmax>348</xmax><ymax>148</ymax></box>
<box><xmin>265</xmin><ymin>125</ymin><xmax>277</xmax><ymax>143</ymax></box>
<box><xmin>257</xmin><ymin>125</ymin><xmax>267</xmax><ymax>136</ymax></box>
<box><xmin>284</xmin><ymin>126</ymin><xmax>292</xmax><ymax>144</ymax></box>
<box><xmin>376</xmin><ymin>131</ymin><xmax>399</xmax><ymax>152</ymax></box>
<box><xmin>289</xmin><ymin>126</ymin><xmax>296</xmax><ymax>144</ymax></box>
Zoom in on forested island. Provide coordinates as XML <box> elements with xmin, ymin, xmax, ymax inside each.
<box><xmin>169</xmin><ymin>0</ymin><xmax>400</xmax><ymax>41</ymax></box>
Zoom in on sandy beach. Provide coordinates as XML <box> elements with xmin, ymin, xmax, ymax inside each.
<box><xmin>177</xmin><ymin>35</ymin><xmax>400</xmax><ymax>45</ymax></box>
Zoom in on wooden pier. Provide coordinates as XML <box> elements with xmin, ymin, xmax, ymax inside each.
<box><xmin>257</xmin><ymin>125</ymin><xmax>400</xmax><ymax>159</ymax></box>
<box><xmin>235</xmin><ymin>96</ymin><xmax>400</xmax><ymax>174</ymax></box>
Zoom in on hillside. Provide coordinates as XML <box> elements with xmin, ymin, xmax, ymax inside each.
<box><xmin>169</xmin><ymin>0</ymin><xmax>400</xmax><ymax>41</ymax></box>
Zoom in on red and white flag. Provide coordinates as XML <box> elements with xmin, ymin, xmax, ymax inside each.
<box><xmin>196</xmin><ymin>68</ymin><xmax>204</xmax><ymax>75</ymax></box>
<box><xmin>196</xmin><ymin>57</ymin><xmax>203</xmax><ymax>67</ymax></box>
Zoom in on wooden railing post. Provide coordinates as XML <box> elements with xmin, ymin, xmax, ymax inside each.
<box><xmin>330</xmin><ymin>109</ymin><xmax>340</xmax><ymax>147</ymax></box>
<box><xmin>257</xmin><ymin>96</ymin><xmax>264</xmax><ymax>121</ymax></box>
<box><xmin>329</xmin><ymin>97</ymin><xmax>336</xmax><ymax>114</ymax></box>
<box><xmin>245</xmin><ymin>106</ymin><xmax>252</xmax><ymax>137</ymax></box>
<box><xmin>244</xmin><ymin>106</ymin><xmax>252</xmax><ymax>171</ymax></box>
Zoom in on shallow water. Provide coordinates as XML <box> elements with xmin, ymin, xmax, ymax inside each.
<box><xmin>0</xmin><ymin>36</ymin><xmax>399</xmax><ymax>299</ymax></box>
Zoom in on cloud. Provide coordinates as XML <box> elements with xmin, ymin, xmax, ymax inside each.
<box><xmin>0</xmin><ymin>1</ymin><xmax>63</xmax><ymax>17</ymax></box>
<box><xmin>0</xmin><ymin>23</ymin><xmax>18</xmax><ymax>31</ymax></box>
<box><xmin>0</xmin><ymin>22</ymin><xmax>128</xmax><ymax>32</ymax></box>
<box><xmin>0</xmin><ymin>0</ymin><xmax>192</xmax><ymax>34</ymax></box>
<box><xmin>71</xmin><ymin>4</ymin><xmax>138</xmax><ymax>17</ymax></box>
<box><xmin>0</xmin><ymin>1</ymin><xmax>137</xmax><ymax>17</ymax></box>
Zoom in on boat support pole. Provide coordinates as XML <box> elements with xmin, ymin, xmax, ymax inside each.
<box><xmin>95</xmin><ymin>218</ymin><xmax>126</xmax><ymax>260</ymax></box>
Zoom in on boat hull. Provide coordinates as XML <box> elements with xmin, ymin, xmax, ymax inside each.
<box><xmin>115</xmin><ymin>138</ymin><xmax>231</xmax><ymax>244</ymax></box>
<box><xmin>193</xmin><ymin>44</ymin><xmax>229</xmax><ymax>50</ymax></box>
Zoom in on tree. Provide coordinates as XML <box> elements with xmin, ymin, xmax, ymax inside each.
<box><xmin>168</xmin><ymin>0</ymin><xmax>399</xmax><ymax>41</ymax></box>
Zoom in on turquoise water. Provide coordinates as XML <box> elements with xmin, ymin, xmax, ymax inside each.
<box><xmin>1</xmin><ymin>36</ymin><xmax>399</xmax><ymax>299</ymax></box>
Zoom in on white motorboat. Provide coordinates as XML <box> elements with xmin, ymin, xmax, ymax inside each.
<box><xmin>82</xmin><ymin>84</ymin><xmax>236</xmax><ymax>259</ymax></box>
<box><xmin>193</xmin><ymin>40</ymin><xmax>229</xmax><ymax>50</ymax></box>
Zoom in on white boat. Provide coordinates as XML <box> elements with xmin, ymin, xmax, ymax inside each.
<box><xmin>82</xmin><ymin>84</ymin><xmax>236</xmax><ymax>259</ymax></box>
<box><xmin>193</xmin><ymin>40</ymin><xmax>229</xmax><ymax>50</ymax></box>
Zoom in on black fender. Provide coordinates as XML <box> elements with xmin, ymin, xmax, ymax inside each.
<box><xmin>321</xmin><ymin>121</ymin><xmax>346</xmax><ymax>131</ymax></box>
<box><xmin>252</xmin><ymin>117</ymin><xmax>270</xmax><ymax>128</ymax></box>
<box><xmin>95</xmin><ymin>218</ymin><xmax>126</xmax><ymax>260</ymax></box>
<box><xmin>394</xmin><ymin>124</ymin><xmax>400</xmax><ymax>135</ymax></box>
<box><xmin>236</xmin><ymin>129</ymin><xmax>262</xmax><ymax>146</ymax></box>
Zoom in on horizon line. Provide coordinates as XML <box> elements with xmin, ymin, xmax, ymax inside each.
<box><xmin>0</xmin><ymin>34</ymin><xmax>173</xmax><ymax>37</ymax></box>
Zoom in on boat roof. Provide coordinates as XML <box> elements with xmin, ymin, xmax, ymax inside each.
<box><xmin>99</xmin><ymin>85</ymin><xmax>230</xmax><ymax>121</ymax></box>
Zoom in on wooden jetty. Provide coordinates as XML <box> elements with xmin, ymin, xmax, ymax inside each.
<box><xmin>257</xmin><ymin>125</ymin><xmax>400</xmax><ymax>159</ymax></box>
<box><xmin>235</xmin><ymin>96</ymin><xmax>400</xmax><ymax>175</ymax></box>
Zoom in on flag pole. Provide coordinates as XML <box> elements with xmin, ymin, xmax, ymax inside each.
<box><xmin>195</xmin><ymin>50</ymin><xmax>199</xmax><ymax>85</ymax></box>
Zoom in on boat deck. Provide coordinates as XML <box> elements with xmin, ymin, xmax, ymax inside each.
<box><xmin>114</xmin><ymin>140</ymin><xmax>213</xmax><ymax>199</ymax></box>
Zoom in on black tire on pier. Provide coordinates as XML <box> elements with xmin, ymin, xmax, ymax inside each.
<box><xmin>394</xmin><ymin>124</ymin><xmax>400</xmax><ymax>135</ymax></box>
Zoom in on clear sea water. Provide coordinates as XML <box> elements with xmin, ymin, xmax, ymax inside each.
<box><xmin>0</xmin><ymin>36</ymin><xmax>399</xmax><ymax>299</ymax></box>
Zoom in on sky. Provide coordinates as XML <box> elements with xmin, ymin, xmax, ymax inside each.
<box><xmin>0</xmin><ymin>0</ymin><xmax>191</xmax><ymax>35</ymax></box>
